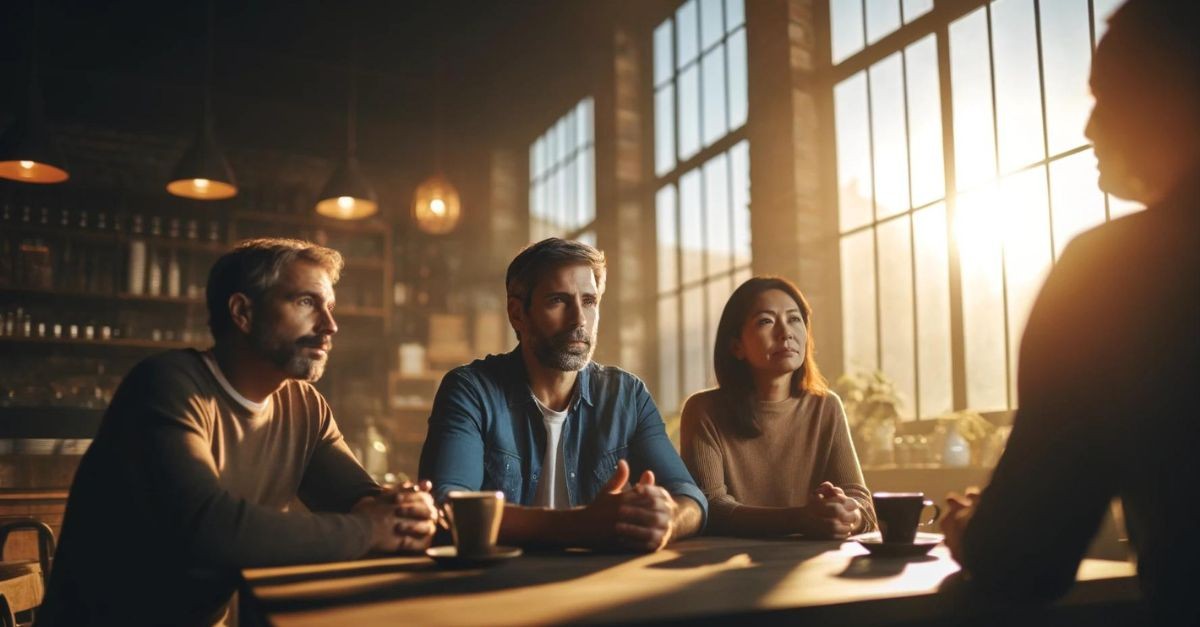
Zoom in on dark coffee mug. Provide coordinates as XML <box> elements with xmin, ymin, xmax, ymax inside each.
<box><xmin>445</xmin><ymin>490</ymin><xmax>505</xmax><ymax>556</ymax></box>
<box><xmin>872</xmin><ymin>492</ymin><xmax>940</xmax><ymax>543</ymax></box>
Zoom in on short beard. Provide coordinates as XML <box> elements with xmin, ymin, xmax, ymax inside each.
<box><xmin>250</xmin><ymin>322</ymin><xmax>328</xmax><ymax>382</ymax></box>
<box><xmin>531</xmin><ymin>327</ymin><xmax>593</xmax><ymax>372</ymax></box>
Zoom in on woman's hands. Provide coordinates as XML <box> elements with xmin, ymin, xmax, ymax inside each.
<box><xmin>800</xmin><ymin>481</ymin><xmax>863</xmax><ymax>539</ymax></box>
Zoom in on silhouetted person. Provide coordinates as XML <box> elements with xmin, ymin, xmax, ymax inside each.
<box><xmin>941</xmin><ymin>1</ymin><xmax>1200</xmax><ymax>623</ymax></box>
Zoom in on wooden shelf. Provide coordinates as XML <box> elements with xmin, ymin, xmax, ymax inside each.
<box><xmin>389</xmin><ymin>371</ymin><xmax>446</xmax><ymax>384</ymax></box>
<box><xmin>336</xmin><ymin>306</ymin><xmax>386</xmax><ymax>318</ymax></box>
<box><xmin>0</xmin><ymin>287</ymin><xmax>204</xmax><ymax>305</ymax></box>
<box><xmin>0</xmin><ymin>406</ymin><xmax>104</xmax><ymax>438</ymax></box>
<box><xmin>3</xmin><ymin>222</ymin><xmax>120</xmax><ymax>243</ymax></box>
<box><xmin>0</xmin><ymin>336</ymin><xmax>202</xmax><ymax>350</ymax></box>
<box><xmin>234</xmin><ymin>211</ymin><xmax>389</xmax><ymax>233</ymax></box>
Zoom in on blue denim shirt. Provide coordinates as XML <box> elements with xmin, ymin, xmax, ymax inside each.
<box><xmin>418</xmin><ymin>348</ymin><xmax>708</xmax><ymax>526</ymax></box>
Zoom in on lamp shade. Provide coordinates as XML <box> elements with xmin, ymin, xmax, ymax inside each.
<box><xmin>315</xmin><ymin>155</ymin><xmax>378</xmax><ymax>220</ymax></box>
<box><xmin>0</xmin><ymin>105</ymin><xmax>69</xmax><ymax>184</ymax></box>
<box><xmin>166</xmin><ymin>125</ymin><xmax>238</xmax><ymax>200</ymax></box>
<box><xmin>412</xmin><ymin>174</ymin><xmax>461</xmax><ymax>235</ymax></box>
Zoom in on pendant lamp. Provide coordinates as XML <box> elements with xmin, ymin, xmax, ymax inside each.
<box><xmin>167</xmin><ymin>0</ymin><xmax>237</xmax><ymax>200</ymax></box>
<box><xmin>315</xmin><ymin>46</ymin><xmax>377</xmax><ymax>220</ymax></box>
<box><xmin>412</xmin><ymin>54</ymin><xmax>461</xmax><ymax>235</ymax></box>
<box><xmin>0</xmin><ymin>0</ymin><xmax>69</xmax><ymax>184</ymax></box>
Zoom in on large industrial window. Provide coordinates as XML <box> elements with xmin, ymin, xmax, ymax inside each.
<box><xmin>530</xmin><ymin>98</ymin><xmax>596</xmax><ymax>245</ymax></box>
<box><xmin>654</xmin><ymin>0</ymin><xmax>750</xmax><ymax>414</ymax></box>
<box><xmin>831</xmin><ymin>0</ymin><xmax>1137</xmax><ymax>418</ymax></box>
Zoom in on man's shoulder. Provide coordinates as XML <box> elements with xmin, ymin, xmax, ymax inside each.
<box><xmin>127</xmin><ymin>349</ymin><xmax>209</xmax><ymax>388</ymax></box>
<box><xmin>584</xmin><ymin>361</ymin><xmax>650</xmax><ymax>400</ymax></box>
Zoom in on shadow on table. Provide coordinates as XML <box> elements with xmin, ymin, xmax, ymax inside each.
<box><xmin>836</xmin><ymin>554</ymin><xmax>938</xmax><ymax>579</ymax></box>
<box><xmin>565</xmin><ymin>537</ymin><xmax>835</xmax><ymax>625</ymax></box>
<box><xmin>244</xmin><ymin>548</ymin><xmax>644</xmax><ymax>615</ymax></box>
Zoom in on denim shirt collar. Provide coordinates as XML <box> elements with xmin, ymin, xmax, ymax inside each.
<box><xmin>500</xmin><ymin>345</ymin><xmax>595</xmax><ymax>410</ymax></box>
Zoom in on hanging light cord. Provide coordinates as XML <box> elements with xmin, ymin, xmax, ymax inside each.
<box><xmin>203</xmin><ymin>0</ymin><xmax>215</xmax><ymax>132</ymax></box>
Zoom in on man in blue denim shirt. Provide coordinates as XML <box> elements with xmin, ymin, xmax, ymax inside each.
<box><xmin>419</xmin><ymin>238</ymin><xmax>706</xmax><ymax>551</ymax></box>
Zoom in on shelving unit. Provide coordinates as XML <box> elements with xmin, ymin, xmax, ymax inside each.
<box><xmin>0</xmin><ymin>186</ymin><xmax>396</xmax><ymax>487</ymax></box>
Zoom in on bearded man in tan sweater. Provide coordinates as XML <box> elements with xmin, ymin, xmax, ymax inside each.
<box><xmin>39</xmin><ymin>239</ymin><xmax>437</xmax><ymax>626</ymax></box>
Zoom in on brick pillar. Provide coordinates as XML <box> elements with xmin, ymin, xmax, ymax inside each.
<box><xmin>746</xmin><ymin>0</ymin><xmax>843</xmax><ymax>374</ymax></box>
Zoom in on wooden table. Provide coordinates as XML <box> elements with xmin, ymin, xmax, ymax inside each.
<box><xmin>240</xmin><ymin>537</ymin><xmax>1141</xmax><ymax>626</ymax></box>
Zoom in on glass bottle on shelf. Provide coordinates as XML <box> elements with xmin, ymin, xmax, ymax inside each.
<box><xmin>127</xmin><ymin>215</ymin><xmax>147</xmax><ymax>295</ymax></box>
<box><xmin>167</xmin><ymin>249</ymin><xmax>181</xmax><ymax>298</ymax></box>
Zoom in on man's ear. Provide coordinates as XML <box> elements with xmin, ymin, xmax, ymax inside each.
<box><xmin>506</xmin><ymin>295</ymin><xmax>525</xmax><ymax>338</ymax></box>
<box><xmin>229</xmin><ymin>293</ymin><xmax>254</xmax><ymax>335</ymax></box>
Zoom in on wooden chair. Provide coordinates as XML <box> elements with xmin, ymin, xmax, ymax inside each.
<box><xmin>0</xmin><ymin>519</ymin><xmax>56</xmax><ymax>627</ymax></box>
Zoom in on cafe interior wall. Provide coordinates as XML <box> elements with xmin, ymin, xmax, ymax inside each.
<box><xmin>0</xmin><ymin>0</ymin><xmax>591</xmax><ymax>481</ymax></box>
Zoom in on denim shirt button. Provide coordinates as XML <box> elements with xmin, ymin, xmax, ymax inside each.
<box><xmin>569</xmin><ymin>472</ymin><xmax>576</xmax><ymax>478</ymax></box>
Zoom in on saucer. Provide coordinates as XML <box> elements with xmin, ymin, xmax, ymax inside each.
<box><xmin>425</xmin><ymin>545</ymin><xmax>523</xmax><ymax>568</ymax></box>
<box><xmin>853</xmin><ymin>532</ymin><xmax>943</xmax><ymax>558</ymax></box>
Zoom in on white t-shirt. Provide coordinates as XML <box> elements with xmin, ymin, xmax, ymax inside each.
<box><xmin>531</xmin><ymin>390</ymin><xmax>575</xmax><ymax>509</ymax></box>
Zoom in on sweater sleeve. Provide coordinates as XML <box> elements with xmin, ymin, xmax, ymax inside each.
<box><xmin>297</xmin><ymin>389</ymin><xmax>382</xmax><ymax>514</ymax></box>
<box><xmin>128</xmin><ymin>361</ymin><xmax>375</xmax><ymax>567</ymax></box>
<box><xmin>679</xmin><ymin>393</ymin><xmax>740</xmax><ymax>533</ymax></box>
<box><xmin>820</xmin><ymin>393</ymin><xmax>877</xmax><ymax>533</ymax></box>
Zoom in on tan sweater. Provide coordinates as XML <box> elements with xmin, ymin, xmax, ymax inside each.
<box><xmin>680</xmin><ymin>389</ymin><xmax>876</xmax><ymax>536</ymax></box>
<box><xmin>42</xmin><ymin>349</ymin><xmax>380</xmax><ymax>627</ymax></box>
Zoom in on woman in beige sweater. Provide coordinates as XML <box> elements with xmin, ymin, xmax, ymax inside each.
<box><xmin>681</xmin><ymin>276</ymin><xmax>876</xmax><ymax>538</ymax></box>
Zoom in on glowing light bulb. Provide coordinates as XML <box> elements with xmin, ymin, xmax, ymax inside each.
<box><xmin>18</xmin><ymin>161</ymin><xmax>34</xmax><ymax>170</ymax></box>
<box><xmin>430</xmin><ymin>198</ymin><xmax>446</xmax><ymax>216</ymax></box>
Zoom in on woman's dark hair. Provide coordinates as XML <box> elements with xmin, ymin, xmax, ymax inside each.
<box><xmin>713</xmin><ymin>276</ymin><xmax>828</xmax><ymax>438</ymax></box>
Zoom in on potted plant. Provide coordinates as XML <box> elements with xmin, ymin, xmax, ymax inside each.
<box><xmin>834</xmin><ymin>370</ymin><xmax>904</xmax><ymax>466</ymax></box>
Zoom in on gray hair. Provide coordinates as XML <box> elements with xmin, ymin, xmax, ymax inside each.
<box><xmin>206</xmin><ymin>238</ymin><xmax>344</xmax><ymax>339</ymax></box>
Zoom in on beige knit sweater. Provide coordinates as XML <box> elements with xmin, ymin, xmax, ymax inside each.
<box><xmin>680</xmin><ymin>389</ymin><xmax>877</xmax><ymax>536</ymax></box>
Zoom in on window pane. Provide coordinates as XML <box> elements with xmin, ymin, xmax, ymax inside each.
<box><xmin>676</xmin><ymin>0</ymin><xmax>700</xmax><ymax>69</ymax></box>
<box><xmin>577</xmin><ymin>230</ymin><xmax>597</xmax><ymax>247</ymax></box>
<box><xmin>658</xmin><ymin>295</ymin><xmax>681</xmax><ymax>413</ymax></box>
<box><xmin>902</xmin><ymin>0</ymin><xmax>933</xmax><ymax>22</ymax></box>
<box><xmin>655</xmin><ymin>85</ymin><xmax>677</xmax><ymax>176</ymax></box>
<box><xmin>654</xmin><ymin>20</ymin><xmax>674</xmax><ymax>87</ymax></box>
<box><xmin>956</xmin><ymin>184</ymin><xmax>1008</xmax><ymax>411</ymax></box>
<box><xmin>1040</xmin><ymin>0</ymin><xmax>1092</xmax><ymax>156</ymax></box>
<box><xmin>950</xmin><ymin>8</ymin><xmax>997</xmax><ymax>191</ymax></box>
<box><xmin>1000</xmin><ymin>166</ymin><xmax>1052</xmax><ymax>405</ymax></box>
<box><xmin>725</xmin><ymin>0</ymin><xmax>744</xmax><ymax>32</ymax></box>
<box><xmin>906</xmin><ymin>35</ymin><xmax>945</xmax><ymax>207</ymax></box>
<box><xmin>840</xmin><ymin>229</ymin><xmax>878</xmax><ymax>374</ymax></box>
<box><xmin>700</xmin><ymin>0</ymin><xmax>724</xmax><ymax>50</ymax></box>
<box><xmin>682</xmin><ymin>286</ymin><xmax>707</xmax><ymax>398</ymax></box>
<box><xmin>1108</xmin><ymin>194</ymin><xmax>1144</xmax><ymax>219</ymax></box>
<box><xmin>877</xmin><ymin>216</ymin><xmax>916</xmax><ymax>419</ymax></box>
<box><xmin>727</xmin><ymin>29</ymin><xmax>748</xmax><ymax>131</ymax></box>
<box><xmin>1049</xmin><ymin>149</ymin><xmax>1105</xmax><ymax>260</ymax></box>
<box><xmin>680</xmin><ymin>169</ymin><xmax>704</xmax><ymax>284</ymax></box>
<box><xmin>678</xmin><ymin>65</ymin><xmax>702</xmax><ymax>162</ymax></box>
<box><xmin>657</xmin><ymin>185</ymin><xmax>679</xmax><ymax>294</ymax></box>
<box><xmin>577</xmin><ymin>98</ymin><xmax>593</xmax><ymax>146</ymax></box>
<box><xmin>704</xmin><ymin>154</ymin><xmax>731</xmax><ymax>275</ymax></box>
<box><xmin>866</xmin><ymin>0</ymin><xmax>902</xmax><ymax>45</ymax></box>
<box><xmin>705</xmin><ymin>274</ymin><xmax>731</xmax><ymax>386</ymax></box>
<box><xmin>831</xmin><ymin>0</ymin><xmax>866</xmax><ymax>65</ymax></box>
<box><xmin>702</xmin><ymin>45</ymin><xmax>728</xmax><ymax>147</ymax></box>
<box><xmin>531</xmin><ymin>137</ymin><xmax>543</xmax><ymax>179</ymax></box>
<box><xmin>835</xmin><ymin>73</ymin><xmax>874</xmax><ymax>231</ymax></box>
<box><xmin>913</xmin><ymin>203</ymin><xmax>953</xmax><ymax>417</ymax></box>
<box><xmin>578</xmin><ymin>147</ymin><xmax>594</xmax><ymax>225</ymax></box>
<box><xmin>870</xmin><ymin>53</ymin><xmax>910</xmax><ymax>218</ymax></box>
<box><xmin>992</xmin><ymin>0</ymin><xmax>1046</xmax><ymax>172</ymax></box>
<box><xmin>730</xmin><ymin>140</ymin><xmax>751</xmax><ymax>268</ymax></box>
<box><xmin>1093</xmin><ymin>0</ymin><xmax>1124</xmax><ymax>43</ymax></box>
<box><xmin>530</xmin><ymin>181</ymin><xmax>544</xmax><ymax>238</ymax></box>
<box><xmin>733</xmin><ymin>266</ymin><xmax>752</xmax><ymax>289</ymax></box>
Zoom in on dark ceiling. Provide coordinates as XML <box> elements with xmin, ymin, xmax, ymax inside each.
<box><xmin>0</xmin><ymin>0</ymin><xmax>587</xmax><ymax>167</ymax></box>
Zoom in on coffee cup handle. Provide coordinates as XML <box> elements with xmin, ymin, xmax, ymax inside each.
<box><xmin>921</xmin><ymin>500</ymin><xmax>941</xmax><ymax>526</ymax></box>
